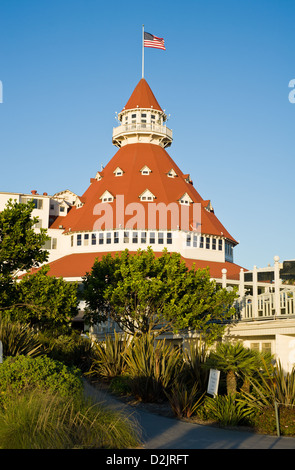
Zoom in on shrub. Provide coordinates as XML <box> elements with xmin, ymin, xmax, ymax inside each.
<box><xmin>0</xmin><ymin>315</ymin><xmax>44</xmax><ymax>358</ymax></box>
<box><xmin>200</xmin><ymin>394</ymin><xmax>252</xmax><ymax>426</ymax></box>
<box><xmin>39</xmin><ymin>330</ymin><xmax>94</xmax><ymax>372</ymax></box>
<box><xmin>165</xmin><ymin>383</ymin><xmax>205</xmax><ymax>418</ymax></box>
<box><xmin>110</xmin><ymin>375</ymin><xmax>132</xmax><ymax>396</ymax></box>
<box><xmin>125</xmin><ymin>334</ymin><xmax>183</xmax><ymax>402</ymax></box>
<box><xmin>0</xmin><ymin>355</ymin><xmax>83</xmax><ymax>404</ymax></box>
<box><xmin>0</xmin><ymin>389</ymin><xmax>141</xmax><ymax>449</ymax></box>
<box><xmin>88</xmin><ymin>332</ymin><xmax>128</xmax><ymax>381</ymax></box>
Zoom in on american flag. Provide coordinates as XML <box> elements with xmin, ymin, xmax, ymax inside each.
<box><xmin>144</xmin><ymin>32</ymin><xmax>166</xmax><ymax>50</ymax></box>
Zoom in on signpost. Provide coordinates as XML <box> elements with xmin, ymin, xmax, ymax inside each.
<box><xmin>207</xmin><ymin>369</ymin><xmax>220</xmax><ymax>397</ymax></box>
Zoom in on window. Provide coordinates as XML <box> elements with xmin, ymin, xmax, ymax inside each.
<box><xmin>99</xmin><ymin>233</ymin><xmax>104</xmax><ymax>245</ymax></box>
<box><xmin>193</xmin><ymin>234</ymin><xmax>197</xmax><ymax>247</ymax></box>
<box><xmin>206</xmin><ymin>237</ymin><xmax>210</xmax><ymax>249</ymax></box>
<box><xmin>132</xmin><ymin>232</ymin><xmax>138</xmax><ymax>243</ymax></box>
<box><xmin>149</xmin><ymin>232</ymin><xmax>155</xmax><ymax>244</ymax></box>
<box><xmin>71</xmin><ymin>235</ymin><xmax>74</xmax><ymax>247</ymax></box>
<box><xmin>158</xmin><ymin>232</ymin><xmax>164</xmax><ymax>244</ymax></box>
<box><xmin>77</xmin><ymin>234</ymin><xmax>82</xmax><ymax>246</ymax></box>
<box><xmin>199</xmin><ymin>236</ymin><xmax>204</xmax><ymax>248</ymax></box>
<box><xmin>140</xmin><ymin>166</ymin><xmax>151</xmax><ymax>175</ymax></box>
<box><xmin>212</xmin><ymin>239</ymin><xmax>216</xmax><ymax>250</ymax></box>
<box><xmin>179</xmin><ymin>193</ymin><xmax>192</xmax><ymax>205</ymax></box>
<box><xmin>60</xmin><ymin>206</ymin><xmax>65</xmax><ymax>213</ymax></box>
<box><xmin>262</xmin><ymin>343</ymin><xmax>272</xmax><ymax>354</ymax></box>
<box><xmin>100</xmin><ymin>191</ymin><xmax>114</xmax><ymax>203</ymax></box>
<box><xmin>124</xmin><ymin>231</ymin><xmax>129</xmax><ymax>243</ymax></box>
<box><xmin>186</xmin><ymin>234</ymin><xmax>191</xmax><ymax>247</ymax></box>
<box><xmin>51</xmin><ymin>238</ymin><xmax>57</xmax><ymax>250</ymax></box>
<box><xmin>141</xmin><ymin>232</ymin><xmax>147</xmax><ymax>243</ymax></box>
<box><xmin>84</xmin><ymin>234</ymin><xmax>89</xmax><ymax>246</ymax></box>
<box><xmin>167</xmin><ymin>232</ymin><xmax>172</xmax><ymax>244</ymax></box>
<box><xmin>141</xmin><ymin>113</ymin><xmax>147</xmax><ymax>124</ymax></box>
<box><xmin>114</xmin><ymin>167</ymin><xmax>124</xmax><ymax>177</ymax></box>
<box><xmin>91</xmin><ymin>233</ymin><xmax>96</xmax><ymax>245</ymax></box>
<box><xmin>140</xmin><ymin>189</ymin><xmax>155</xmax><ymax>201</ymax></box>
<box><xmin>32</xmin><ymin>198</ymin><xmax>43</xmax><ymax>210</ymax></box>
<box><xmin>106</xmin><ymin>232</ymin><xmax>111</xmax><ymax>244</ymax></box>
<box><xmin>218</xmin><ymin>239</ymin><xmax>223</xmax><ymax>251</ymax></box>
<box><xmin>114</xmin><ymin>231</ymin><xmax>119</xmax><ymax>243</ymax></box>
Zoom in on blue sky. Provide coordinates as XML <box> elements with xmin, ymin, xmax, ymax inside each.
<box><xmin>0</xmin><ymin>0</ymin><xmax>294</xmax><ymax>270</ymax></box>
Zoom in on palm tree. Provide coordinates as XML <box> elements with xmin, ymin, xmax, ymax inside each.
<box><xmin>207</xmin><ymin>342</ymin><xmax>264</xmax><ymax>395</ymax></box>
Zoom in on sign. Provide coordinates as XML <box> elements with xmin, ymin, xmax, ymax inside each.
<box><xmin>207</xmin><ymin>368</ymin><xmax>220</xmax><ymax>397</ymax></box>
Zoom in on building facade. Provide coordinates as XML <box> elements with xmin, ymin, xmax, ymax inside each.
<box><xmin>2</xmin><ymin>78</ymin><xmax>294</xmax><ymax>371</ymax></box>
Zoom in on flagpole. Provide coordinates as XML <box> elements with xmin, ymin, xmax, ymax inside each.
<box><xmin>142</xmin><ymin>24</ymin><xmax>144</xmax><ymax>78</ymax></box>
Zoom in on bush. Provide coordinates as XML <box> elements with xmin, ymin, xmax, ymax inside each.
<box><xmin>88</xmin><ymin>332</ymin><xmax>128</xmax><ymax>381</ymax></box>
<box><xmin>39</xmin><ymin>330</ymin><xmax>94</xmax><ymax>372</ymax></box>
<box><xmin>0</xmin><ymin>355</ymin><xmax>83</xmax><ymax>404</ymax></box>
<box><xmin>0</xmin><ymin>389</ymin><xmax>141</xmax><ymax>449</ymax></box>
<box><xmin>165</xmin><ymin>383</ymin><xmax>205</xmax><ymax>418</ymax></box>
<box><xmin>0</xmin><ymin>316</ymin><xmax>44</xmax><ymax>358</ymax></box>
<box><xmin>199</xmin><ymin>394</ymin><xmax>252</xmax><ymax>426</ymax></box>
<box><xmin>110</xmin><ymin>375</ymin><xmax>132</xmax><ymax>396</ymax></box>
<box><xmin>251</xmin><ymin>405</ymin><xmax>295</xmax><ymax>436</ymax></box>
<box><xmin>125</xmin><ymin>334</ymin><xmax>183</xmax><ymax>402</ymax></box>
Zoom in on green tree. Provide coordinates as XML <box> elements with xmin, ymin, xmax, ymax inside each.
<box><xmin>0</xmin><ymin>199</ymin><xmax>49</xmax><ymax>308</ymax></box>
<box><xmin>6</xmin><ymin>266</ymin><xmax>78</xmax><ymax>329</ymax></box>
<box><xmin>82</xmin><ymin>248</ymin><xmax>237</xmax><ymax>340</ymax></box>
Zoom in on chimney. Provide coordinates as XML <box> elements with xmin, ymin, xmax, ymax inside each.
<box><xmin>31</xmin><ymin>190</ymin><xmax>37</xmax><ymax>195</ymax></box>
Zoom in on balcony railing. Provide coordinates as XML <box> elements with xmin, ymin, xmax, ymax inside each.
<box><xmin>112</xmin><ymin>122</ymin><xmax>173</xmax><ymax>140</ymax></box>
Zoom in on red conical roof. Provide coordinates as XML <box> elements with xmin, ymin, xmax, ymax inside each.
<box><xmin>50</xmin><ymin>143</ymin><xmax>237</xmax><ymax>243</ymax></box>
<box><xmin>122</xmin><ymin>78</ymin><xmax>163</xmax><ymax>112</ymax></box>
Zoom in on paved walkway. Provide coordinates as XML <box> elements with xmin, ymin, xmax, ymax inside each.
<box><xmin>83</xmin><ymin>380</ymin><xmax>295</xmax><ymax>450</ymax></box>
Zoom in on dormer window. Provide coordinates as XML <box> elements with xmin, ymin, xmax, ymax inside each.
<box><xmin>179</xmin><ymin>193</ymin><xmax>193</xmax><ymax>205</ymax></box>
<box><xmin>167</xmin><ymin>168</ymin><xmax>177</xmax><ymax>178</ymax></box>
<box><xmin>113</xmin><ymin>167</ymin><xmax>124</xmax><ymax>177</ymax></box>
<box><xmin>100</xmin><ymin>190</ymin><xmax>114</xmax><ymax>203</ymax></box>
<box><xmin>95</xmin><ymin>171</ymin><xmax>102</xmax><ymax>181</ymax></box>
<box><xmin>140</xmin><ymin>189</ymin><xmax>155</xmax><ymax>201</ymax></box>
<box><xmin>140</xmin><ymin>165</ymin><xmax>152</xmax><ymax>175</ymax></box>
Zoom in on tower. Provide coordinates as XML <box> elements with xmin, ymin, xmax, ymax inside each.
<box><xmin>45</xmin><ymin>78</ymin><xmax>241</xmax><ymax>280</ymax></box>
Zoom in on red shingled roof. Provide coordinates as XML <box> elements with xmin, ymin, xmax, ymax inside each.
<box><xmin>32</xmin><ymin>251</ymin><xmax>243</xmax><ymax>281</ymax></box>
<box><xmin>50</xmin><ymin>143</ymin><xmax>237</xmax><ymax>243</ymax></box>
<box><xmin>121</xmin><ymin>78</ymin><xmax>163</xmax><ymax>112</ymax></box>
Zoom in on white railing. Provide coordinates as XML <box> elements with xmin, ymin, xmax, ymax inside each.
<box><xmin>112</xmin><ymin>122</ymin><xmax>173</xmax><ymax>140</ymax></box>
<box><xmin>236</xmin><ymin>288</ymin><xmax>295</xmax><ymax>321</ymax></box>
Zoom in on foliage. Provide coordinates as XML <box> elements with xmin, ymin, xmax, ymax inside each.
<box><xmin>5</xmin><ymin>266</ymin><xmax>78</xmax><ymax>329</ymax></box>
<box><xmin>109</xmin><ymin>375</ymin><xmax>132</xmax><ymax>396</ymax></box>
<box><xmin>180</xmin><ymin>339</ymin><xmax>210</xmax><ymax>392</ymax></box>
<box><xmin>205</xmin><ymin>341</ymin><xmax>272</xmax><ymax>395</ymax></box>
<box><xmin>240</xmin><ymin>359</ymin><xmax>295</xmax><ymax>410</ymax></box>
<box><xmin>250</xmin><ymin>405</ymin><xmax>295</xmax><ymax>436</ymax></box>
<box><xmin>0</xmin><ymin>355</ymin><xmax>83</xmax><ymax>404</ymax></box>
<box><xmin>88</xmin><ymin>332</ymin><xmax>128</xmax><ymax>380</ymax></box>
<box><xmin>165</xmin><ymin>383</ymin><xmax>205</xmax><ymax>418</ymax></box>
<box><xmin>0</xmin><ymin>199</ymin><xmax>48</xmax><ymax>309</ymax></box>
<box><xmin>0</xmin><ymin>315</ymin><xmax>44</xmax><ymax>358</ymax></box>
<box><xmin>38</xmin><ymin>329</ymin><xmax>94</xmax><ymax>372</ymax></box>
<box><xmin>0</xmin><ymin>389</ymin><xmax>141</xmax><ymax>449</ymax></box>
<box><xmin>124</xmin><ymin>333</ymin><xmax>183</xmax><ymax>402</ymax></box>
<box><xmin>200</xmin><ymin>394</ymin><xmax>253</xmax><ymax>426</ymax></box>
<box><xmin>82</xmin><ymin>248</ymin><xmax>237</xmax><ymax>339</ymax></box>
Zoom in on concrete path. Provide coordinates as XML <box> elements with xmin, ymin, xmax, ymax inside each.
<box><xmin>83</xmin><ymin>380</ymin><xmax>295</xmax><ymax>450</ymax></box>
